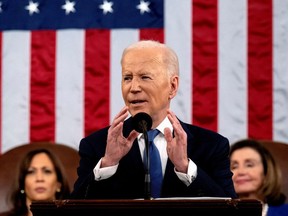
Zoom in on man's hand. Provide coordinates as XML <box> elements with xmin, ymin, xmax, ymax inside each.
<box><xmin>165</xmin><ymin>109</ymin><xmax>188</xmax><ymax>173</ymax></box>
<box><xmin>101</xmin><ymin>106</ymin><xmax>139</xmax><ymax>167</ymax></box>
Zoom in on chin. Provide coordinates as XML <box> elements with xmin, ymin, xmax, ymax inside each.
<box><xmin>129</xmin><ymin>109</ymin><xmax>149</xmax><ymax>117</ymax></box>
<box><xmin>235</xmin><ymin>187</ymin><xmax>254</xmax><ymax>195</ymax></box>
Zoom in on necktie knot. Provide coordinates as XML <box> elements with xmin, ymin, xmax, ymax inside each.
<box><xmin>147</xmin><ymin>129</ymin><xmax>159</xmax><ymax>144</ymax></box>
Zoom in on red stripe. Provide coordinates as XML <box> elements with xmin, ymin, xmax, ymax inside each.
<box><xmin>139</xmin><ymin>28</ymin><xmax>164</xmax><ymax>43</ymax></box>
<box><xmin>248</xmin><ymin>0</ymin><xmax>273</xmax><ymax>139</ymax></box>
<box><xmin>84</xmin><ymin>30</ymin><xmax>110</xmax><ymax>137</ymax></box>
<box><xmin>30</xmin><ymin>31</ymin><xmax>56</xmax><ymax>142</ymax></box>
<box><xmin>192</xmin><ymin>0</ymin><xmax>218</xmax><ymax>131</ymax></box>
<box><xmin>0</xmin><ymin>32</ymin><xmax>2</xmax><ymax>150</ymax></box>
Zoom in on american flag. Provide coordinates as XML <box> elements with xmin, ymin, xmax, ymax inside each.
<box><xmin>1</xmin><ymin>0</ymin><xmax>288</xmax><ymax>154</ymax></box>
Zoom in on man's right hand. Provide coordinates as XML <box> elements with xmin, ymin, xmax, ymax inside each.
<box><xmin>101</xmin><ymin>106</ymin><xmax>139</xmax><ymax>168</ymax></box>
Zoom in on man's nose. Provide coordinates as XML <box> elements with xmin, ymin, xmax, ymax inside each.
<box><xmin>130</xmin><ymin>78</ymin><xmax>141</xmax><ymax>91</ymax></box>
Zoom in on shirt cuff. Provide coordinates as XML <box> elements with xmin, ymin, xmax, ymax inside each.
<box><xmin>174</xmin><ymin>158</ymin><xmax>197</xmax><ymax>186</ymax></box>
<box><xmin>93</xmin><ymin>158</ymin><xmax>118</xmax><ymax>181</ymax></box>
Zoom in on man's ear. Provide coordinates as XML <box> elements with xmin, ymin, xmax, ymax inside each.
<box><xmin>169</xmin><ymin>75</ymin><xmax>179</xmax><ymax>99</ymax></box>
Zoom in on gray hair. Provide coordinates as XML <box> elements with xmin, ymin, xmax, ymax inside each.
<box><xmin>121</xmin><ymin>40</ymin><xmax>179</xmax><ymax>77</ymax></box>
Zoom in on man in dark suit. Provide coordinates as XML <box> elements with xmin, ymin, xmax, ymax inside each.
<box><xmin>71</xmin><ymin>40</ymin><xmax>237</xmax><ymax>199</ymax></box>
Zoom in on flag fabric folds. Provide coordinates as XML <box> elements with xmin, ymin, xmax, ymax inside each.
<box><xmin>1</xmin><ymin>0</ymin><xmax>288</xmax><ymax>153</ymax></box>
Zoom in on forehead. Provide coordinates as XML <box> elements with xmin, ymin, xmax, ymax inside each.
<box><xmin>30</xmin><ymin>153</ymin><xmax>54</xmax><ymax>167</ymax></box>
<box><xmin>231</xmin><ymin>147</ymin><xmax>261</xmax><ymax>161</ymax></box>
<box><xmin>123</xmin><ymin>48</ymin><xmax>164</xmax><ymax>64</ymax></box>
<box><xmin>122</xmin><ymin>50</ymin><xmax>166</xmax><ymax>77</ymax></box>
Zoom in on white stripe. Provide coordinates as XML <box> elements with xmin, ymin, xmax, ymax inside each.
<box><xmin>110</xmin><ymin>30</ymin><xmax>138</xmax><ymax>121</ymax></box>
<box><xmin>165</xmin><ymin>0</ymin><xmax>192</xmax><ymax>124</ymax></box>
<box><xmin>218</xmin><ymin>0</ymin><xmax>248</xmax><ymax>144</ymax></box>
<box><xmin>55</xmin><ymin>30</ymin><xmax>84</xmax><ymax>150</ymax></box>
<box><xmin>1</xmin><ymin>31</ymin><xmax>30</xmax><ymax>152</ymax></box>
<box><xmin>2</xmin><ymin>0</ymin><xmax>288</xmax><ymax>154</ymax></box>
<box><xmin>273</xmin><ymin>0</ymin><xmax>288</xmax><ymax>142</ymax></box>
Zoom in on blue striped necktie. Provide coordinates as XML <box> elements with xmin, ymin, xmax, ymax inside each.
<box><xmin>147</xmin><ymin>129</ymin><xmax>162</xmax><ymax>198</ymax></box>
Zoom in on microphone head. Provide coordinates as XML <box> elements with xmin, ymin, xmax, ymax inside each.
<box><xmin>132</xmin><ymin>112</ymin><xmax>152</xmax><ymax>133</ymax></box>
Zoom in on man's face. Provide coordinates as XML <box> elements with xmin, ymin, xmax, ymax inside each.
<box><xmin>121</xmin><ymin>47</ymin><xmax>178</xmax><ymax>127</ymax></box>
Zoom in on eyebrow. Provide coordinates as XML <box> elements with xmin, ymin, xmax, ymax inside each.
<box><xmin>231</xmin><ymin>158</ymin><xmax>261</xmax><ymax>163</ymax></box>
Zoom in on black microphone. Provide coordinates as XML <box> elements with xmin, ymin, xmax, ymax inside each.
<box><xmin>132</xmin><ymin>112</ymin><xmax>152</xmax><ymax>133</ymax></box>
<box><xmin>132</xmin><ymin>112</ymin><xmax>153</xmax><ymax>200</ymax></box>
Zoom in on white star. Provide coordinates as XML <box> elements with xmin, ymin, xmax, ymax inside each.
<box><xmin>99</xmin><ymin>0</ymin><xmax>113</xmax><ymax>15</ymax></box>
<box><xmin>0</xmin><ymin>2</ymin><xmax>3</xmax><ymax>13</ymax></box>
<box><xmin>25</xmin><ymin>1</ymin><xmax>40</xmax><ymax>15</ymax></box>
<box><xmin>62</xmin><ymin>0</ymin><xmax>76</xmax><ymax>15</ymax></box>
<box><xmin>136</xmin><ymin>0</ymin><xmax>150</xmax><ymax>14</ymax></box>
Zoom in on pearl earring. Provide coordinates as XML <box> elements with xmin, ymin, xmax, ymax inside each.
<box><xmin>20</xmin><ymin>189</ymin><xmax>25</xmax><ymax>194</ymax></box>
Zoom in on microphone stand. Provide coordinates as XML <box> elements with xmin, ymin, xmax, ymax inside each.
<box><xmin>132</xmin><ymin>113</ymin><xmax>153</xmax><ymax>200</ymax></box>
<box><xmin>143</xmin><ymin>129</ymin><xmax>152</xmax><ymax>200</ymax></box>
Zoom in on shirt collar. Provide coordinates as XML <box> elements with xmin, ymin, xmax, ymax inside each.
<box><xmin>137</xmin><ymin>116</ymin><xmax>173</xmax><ymax>139</ymax></box>
<box><xmin>156</xmin><ymin>116</ymin><xmax>173</xmax><ymax>135</ymax></box>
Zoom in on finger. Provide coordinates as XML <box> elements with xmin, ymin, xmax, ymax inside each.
<box><xmin>126</xmin><ymin>130</ymin><xmax>139</xmax><ymax>143</ymax></box>
<box><xmin>164</xmin><ymin>127</ymin><xmax>173</xmax><ymax>142</ymax></box>
<box><xmin>167</xmin><ymin>110</ymin><xmax>187</xmax><ymax>147</ymax></box>
<box><xmin>111</xmin><ymin>106</ymin><xmax>129</xmax><ymax>127</ymax></box>
<box><xmin>167</xmin><ymin>110</ymin><xmax>182</xmax><ymax>134</ymax></box>
<box><xmin>167</xmin><ymin>109</ymin><xmax>179</xmax><ymax>125</ymax></box>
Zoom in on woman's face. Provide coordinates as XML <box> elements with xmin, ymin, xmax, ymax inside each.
<box><xmin>24</xmin><ymin>153</ymin><xmax>61</xmax><ymax>203</ymax></box>
<box><xmin>230</xmin><ymin>147</ymin><xmax>265</xmax><ymax>199</ymax></box>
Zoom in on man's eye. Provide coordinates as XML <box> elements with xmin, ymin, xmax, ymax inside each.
<box><xmin>141</xmin><ymin>76</ymin><xmax>150</xmax><ymax>80</ymax></box>
<box><xmin>123</xmin><ymin>76</ymin><xmax>132</xmax><ymax>81</ymax></box>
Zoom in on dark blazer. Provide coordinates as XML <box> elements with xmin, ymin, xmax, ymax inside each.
<box><xmin>71</xmin><ymin>117</ymin><xmax>237</xmax><ymax>199</ymax></box>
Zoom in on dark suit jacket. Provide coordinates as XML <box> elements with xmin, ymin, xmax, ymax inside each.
<box><xmin>71</xmin><ymin>117</ymin><xmax>237</xmax><ymax>199</ymax></box>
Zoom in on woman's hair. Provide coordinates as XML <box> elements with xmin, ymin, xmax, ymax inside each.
<box><xmin>230</xmin><ymin>139</ymin><xmax>286</xmax><ymax>205</ymax></box>
<box><xmin>9</xmin><ymin>148</ymin><xmax>70</xmax><ymax>215</ymax></box>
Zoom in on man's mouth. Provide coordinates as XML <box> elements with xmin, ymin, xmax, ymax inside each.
<box><xmin>130</xmin><ymin>100</ymin><xmax>145</xmax><ymax>104</ymax></box>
